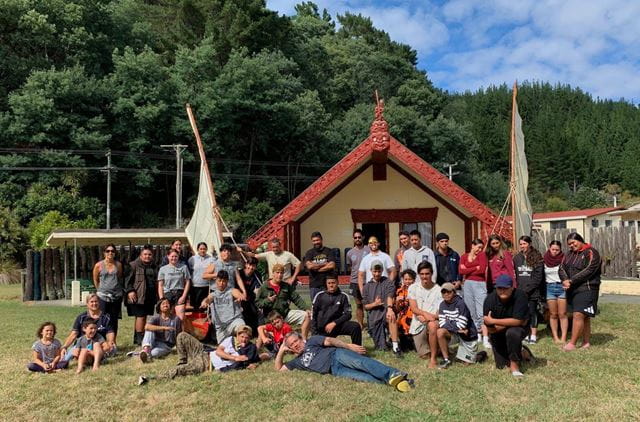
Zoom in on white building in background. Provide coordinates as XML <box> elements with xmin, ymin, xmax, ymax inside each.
<box><xmin>532</xmin><ymin>207</ymin><xmax>623</xmax><ymax>242</ymax></box>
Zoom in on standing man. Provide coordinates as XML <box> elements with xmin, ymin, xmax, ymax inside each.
<box><xmin>303</xmin><ymin>232</ymin><xmax>336</xmax><ymax>301</ymax></box>
<box><xmin>393</xmin><ymin>231</ymin><xmax>411</xmax><ymax>273</ymax></box>
<box><xmin>243</xmin><ymin>238</ymin><xmax>302</xmax><ymax>286</ymax></box>
<box><xmin>358</xmin><ymin>236</ymin><xmax>396</xmax><ymax>297</ymax></box>
<box><xmin>483</xmin><ymin>275</ymin><xmax>531</xmax><ymax>377</ymax></box>
<box><xmin>434</xmin><ymin>233</ymin><xmax>461</xmax><ymax>288</ymax></box>
<box><xmin>402</xmin><ymin>230</ymin><xmax>437</xmax><ymax>282</ymax></box>
<box><xmin>125</xmin><ymin>245</ymin><xmax>158</xmax><ymax>346</ymax></box>
<box><xmin>312</xmin><ymin>275</ymin><xmax>362</xmax><ymax>345</ymax></box>
<box><xmin>346</xmin><ymin>228</ymin><xmax>369</xmax><ymax>328</ymax></box>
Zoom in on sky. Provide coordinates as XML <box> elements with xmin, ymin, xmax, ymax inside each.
<box><xmin>267</xmin><ymin>0</ymin><xmax>640</xmax><ymax>103</ymax></box>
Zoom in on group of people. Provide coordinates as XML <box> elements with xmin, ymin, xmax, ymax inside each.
<box><xmin>28</xmin><ymin>229</ymin><xmax>601</xmax><ymax>387</ymax></box>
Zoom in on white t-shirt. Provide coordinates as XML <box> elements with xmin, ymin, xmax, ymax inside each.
<box><xmin>544</xmin><ymin>265</ymin><xmax>561</xmax><ymax>284</ymax></box>
<box><xmin>358</xmin><ymin>251</ymin><xmax>395</xmax><ymax>283</ymax></box>
<box><xmin>210</xmin><ymin>336</ymin><xmax>238</xmax><ymax>370</ymax></box>
<box><xmin>407</xmin><ymin>282</ymin><xmax>443</xmax><ymax>335</ymax></box>
<box><xmin>256</xmin><ymin>250</ymin><xmax>301</xmax><ymax>280</ymax></box>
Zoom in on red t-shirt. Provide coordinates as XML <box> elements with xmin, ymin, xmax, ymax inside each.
<box><xmin>264</xmin><ymin>322</ymin><xmax>292</xmax><ymax>344</ymax></box>
<box><xmin>269</xmin><ymin>281</ymin><xmax>281</xmax><ymax>295</ymax></box>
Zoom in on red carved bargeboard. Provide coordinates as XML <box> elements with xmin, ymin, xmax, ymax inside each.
<box><xmin>247</xmin><ymin>101</ymin><xmax>512</xmax><ymax>249</ymax></box>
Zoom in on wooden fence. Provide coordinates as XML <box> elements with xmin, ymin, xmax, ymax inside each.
<box><xmin>532</xmin><ymin>227</ymin><xmax>637</xmax><ymax>278</ymax></box>
<box><xmin>23</xmin><ymin>244</ymin><xmax>194</xmax><ymax>301</ymax></box>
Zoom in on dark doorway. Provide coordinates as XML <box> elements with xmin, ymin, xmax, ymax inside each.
<box><xmin>362</xmin><ymin>223</ymin><xmax>387</xmax><ymax>253</ymax></box>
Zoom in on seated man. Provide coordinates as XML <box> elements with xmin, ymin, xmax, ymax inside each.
<box><xmin>483</xmin><ymin>274</ymin><xmax>532</xmax><ymax>378</ymax></box>
<box><xmin>362</xmin><ymin>260</ymin><xmax>402</xmax><ymax>357</ymax></box>
<box><xmin>312</xmin><ymin>275</ymin><xmax>362</xmax><ymax>345</ymax></box>
<box><xmin>200</xmin><ymin>270</ymin><xmax>245</xmax><ymax>343</ymax></box>
<box><xmin>139</xmin><ymin>297</ymin><xmax>182</xmax><ymax>363</ymax></box>
<box><xmin>436</xmin><ymin>283</ymin><xmax>487</xmax><ymax>369</ymax></box>
<box><xmin>256</xmin><ymin>264</ymin><xmax>311</xmax><ymax>338</ymax></box>
<box><xmin>408</xmin><ymin>262</ymin><xmax>442</xmax><ymax>368</ymax></box>
<box><xmin>276</xmin><ymin>332</ymin><xmax>414</xmax><ymax>392</ymax></box>
<box><xmin>257</xmin><ymin>311</ymin><xmax>292</xmax><ymax>356</ymax></box>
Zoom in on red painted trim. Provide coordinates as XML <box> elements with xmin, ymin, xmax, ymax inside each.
<box><xmin>464</xmin><ymin>218</ymin><xmax>472</xmax><ymax>250</ymax></box>
<box><xmin>351</xmin><ymin>208</ymin><xmax>438</xmax><ymax>223</ymax></box>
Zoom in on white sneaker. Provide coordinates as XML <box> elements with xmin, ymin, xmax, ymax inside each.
<box><xmin>512</xmin><ymin>370</ymin><xmax>524</xmax><ymax>378</ymax></box>
<box><xmin>483</xmin><ymin>340</ymin><xmax>492</xmax><ymax>349</ymax></box>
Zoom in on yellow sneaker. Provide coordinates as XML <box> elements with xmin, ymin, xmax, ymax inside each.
<box><xmin>388</xmin><ymin>373</ymin><xmax>406</xmax><ymax>389</ymax></box>
<box><xmin>395</xmin><ymin>380</ymin><xmax>411</xmax><ymax>392</ymax></box>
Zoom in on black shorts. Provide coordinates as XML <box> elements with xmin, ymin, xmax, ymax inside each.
<box><xmin>164</xmin><ymin>289</ymin><xmax>185</xmax><ymax>306</ymax></box>
<box><xmin>190</xmin><ymin>286</ymin><xmax>210</xmax><ymax>309</ymax></box>
<box><xmin>350</xmin><ymin>282</ymin><xmax>363</xmax><ymax>301</ymax></box>
<box><xmin>569</xmin><ymin>289</ymin><xmax>598</xmax><ymax>317</ymax></box>
<box><xmin>127</xmin><ymin>302</ymin><xmax>154</xmax><ymax>317</ymax></box>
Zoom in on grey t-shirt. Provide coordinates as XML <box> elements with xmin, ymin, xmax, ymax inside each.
<box><xmin>214</xmin><ymin>259</ymin><xmax>241</xmax><ymax>289</ymax></box>
<box><xmin>285</xmin><ymin>336</ymin><xmax>335</xmax><ymax>374</ymax></box>
<box><xmin>346</xmin><ymin>246</ymin><xmax>369</xmax><ymax>284</ymax></box>
<box><xmin>189</xmin><ymin>254</ymin><xmax>215</xmax><ymax>288</ymax></box>
<box><xmin>158</xmin><ymin>264</ymin><xmax>191</xmax><ymax>292</ymax></box>
<box><xmin>210</xmin><ymin>287</ymin><xmax>243</xmax><ymax>329</ymax></box>
<box><xmin>32</xmin><ymin>339</ymin><xmax>62</xmax><ymax>364</ymax></box>
<box><xmin>362</xmin><ymin>277</ymin><xmax>396</xmax><ymax>325</ymax></box>
<box><xmin>77</xmin><ymin>333</ymin><xmax>105</xmax><ymax>349</ymax></box>
<box><xmin>148</xmin><ymin>314</ymin><xmax>182</xmax><ymax>346</ymax></box>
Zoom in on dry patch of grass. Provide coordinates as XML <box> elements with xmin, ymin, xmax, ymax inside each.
<box><xmin>0</xmin><ymin>285</ymin><xmax>639</xmax><ymax>421</ymax></box>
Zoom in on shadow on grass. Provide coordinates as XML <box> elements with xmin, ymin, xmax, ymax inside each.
<box><xmin>589</xmin><ymin>332</ymin><xmax>617</xmax><ymax>345</ymax></box>
<box><xmin>527</xmin><ymin>356</ymin><xmax>548</xmax><ymax>370</ymax></box>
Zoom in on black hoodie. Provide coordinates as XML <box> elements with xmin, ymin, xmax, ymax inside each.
<box><xmin>513</xmin><ymin>252</ymin><xmax>544</xmax><ymax>301</ymax></box>
<box><xmin>311</xmin><ymin>287</ymin><xmax>352</xmax><ymax>334</ymax></box>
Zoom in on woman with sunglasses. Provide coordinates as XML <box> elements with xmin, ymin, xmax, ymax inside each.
<box><xmin>92</xmin><ymin>244</ymin><xmax>124</xmax><ymax>342</ymax></box>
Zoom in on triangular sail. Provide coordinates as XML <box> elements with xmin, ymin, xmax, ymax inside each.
<box><xmin>511</xmin><ymin>83</ymin><xmax>533</xmax><ymax>241</ymax></box>
<box><xmin>185</xmin><ymin>104</ymin><xmax>223</xmax><ymax>255</ymax></box>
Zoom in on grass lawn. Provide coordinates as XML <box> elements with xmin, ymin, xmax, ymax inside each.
<box><xmin>1</xmin><ymin>284</ymin><xmax>639</xmax><ymax>421</ymax></box>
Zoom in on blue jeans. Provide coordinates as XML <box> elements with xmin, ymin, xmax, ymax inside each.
<box><xmin>142</xmin><ymin>330</ymin><xmax>174</xmax><ymax>358</ymax></box>
<box><xmin>330</xmin><ymin>348</ymin><xmax>403</xmax><ymax>384</ymax></box>
<box><xmin>546</xmin><ymin>282</ymin><xmax>566</xmax><ymax>300</ymax></box>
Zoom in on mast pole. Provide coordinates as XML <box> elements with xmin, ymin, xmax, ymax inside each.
<box><xmin>510</xmin><ymin>82</ymin><xmax>518</xmax><ymax>247</ymax></box>
<box><xmin>185</xmin><ymin>104</ymin><xmax>224</xmax><ymax>248</ymax></box>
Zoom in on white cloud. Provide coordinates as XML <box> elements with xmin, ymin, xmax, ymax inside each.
<box><xmin>267</xmin><ymin>0</ymin><xmax>640</xmax><ymax>101</ymax></box>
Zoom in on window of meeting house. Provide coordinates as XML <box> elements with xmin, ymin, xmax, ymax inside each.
<box><xmin>550</xmin><ymin>220</ymin><xmax>567</xmax><ymax>230</ymax></box>
<box><xmin>401</xmin><ymin>222</ymin><xmax>433</xmax><ymax>249</ymax></box>
<box><xmin>591</xmin><ymin>219</ymin><xmax>599</xmax><ymax>228</ymax></box>
<box><xmin>605</xmin><ymin>220</ymin><xmax>612</xmax><ymax>227</ymax></box>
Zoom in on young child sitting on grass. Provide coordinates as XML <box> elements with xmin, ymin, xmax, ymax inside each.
<box><xmin>257</xmin><ymin>311</ymin><xmax>292</xmax><ymax>357</ymax></box>
<box><xmin>395</xmin><ymin>269</ymin><xmax>416</xmax><ymax>351</ymax></box>
<box><xmin>28</xmin><ymin>322</ymin><xmax>68</xmax><ymax>373</ymax></box>
<box><xmin>75</xmin><ymin>319</ymin><xmax>105</xmax><ymax>373</ymax></box>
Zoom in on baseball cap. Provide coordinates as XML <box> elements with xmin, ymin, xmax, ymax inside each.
<box><xmin>495</xmin><ymin>274</ymin><xmax>514</xmax><ymax>288</ymax></box>
<box><xmin>436</xmin><ymin>232</ymin><xmax>449</xmax><ymax>241</ymax></box>
<box><xmin>370</xmin><ymin>260</ymin><xmax>384</xmax><ymax>270</ymax></box>
<box><xmin>440</xmin><ymin>282</ymin><xmax>456</xmax><ymax>292</ymax></box>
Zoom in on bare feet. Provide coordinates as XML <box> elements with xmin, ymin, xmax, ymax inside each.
<box><xmin>428</xmin><ymin>361</ymin><xmax>437</xmax><ymax>369</ymax></box>
<box><xmin>580</xmin><ymin>342</ymin><xmax>591</xmax><ymax>349</ymax></box>
<box><xmin>563</xmin><ymin>343</ymin><xmax>577</xmax><ymax>352</ymax></box>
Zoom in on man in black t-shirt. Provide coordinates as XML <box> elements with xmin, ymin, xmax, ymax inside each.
<box><xmin>303</xmin><ymin>232</ymin><xmax>336</xmax><ymax>301</ymax></box>
<box><xmin>275</xmin><ymin>332</ymin><xmax>413</xmax><ymax>392</ymax></box>
<box><xmin>483</xmin><ymin>275</ymin><xmax>531</xmax><ymax>377</ymax></box>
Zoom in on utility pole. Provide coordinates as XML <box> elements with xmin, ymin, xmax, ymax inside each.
<box><xmin>161</xmin><ymin>144</ymin><xmax>188</xmax><ymax>228</ymax></box>
<box><xmin>103</xmin><ymin>150</ymin><xmax>114</xmax><ymax>230</ymax></box>
<box><xmin>443</xmin><ymin>162</ymin><xmax>459</xmax><ymax>181</ymax></box>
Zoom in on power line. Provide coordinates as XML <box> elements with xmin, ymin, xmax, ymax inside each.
<box><xmin>0</xmin><ymin>147</ymin><xmax>333</xmax><ymax>168</ymax></box>
<box><xmin>0</xmin><ymin>166</ymin><xmax>319</xmax><ymax>181</ymax></box>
